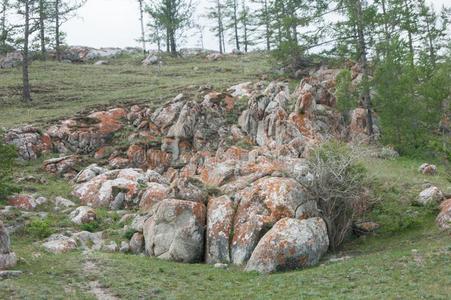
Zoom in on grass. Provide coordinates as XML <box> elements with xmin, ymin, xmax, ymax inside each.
<box><xmin>0</xmin><ymin>53</ymin><xmax>270</xmax><ymax>128</ymax></box>
<box><xmin>1</xmin><ymin>53</ymin><xmax>450</xmax><ymax>299</ymax></box>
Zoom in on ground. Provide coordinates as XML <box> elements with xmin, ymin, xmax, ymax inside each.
<box><xmin>0</xmin><ymin>53</ymin><xmax>450</xmax><ymax>299</ymax></box>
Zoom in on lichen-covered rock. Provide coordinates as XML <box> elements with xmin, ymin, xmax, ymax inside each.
<box><xmin>245</xmin><ymin>217</ymin><xmax>329</xmax><ymax>273</ymax></box>
<box><xmin>5</xmin><ymin>126</ymin><xmax>52</xmax><ymax>160</ymax></box>
<box><xmin>231</xmin><ymin>177</ymin><xmax>318</xmax><ymax>265</ymax></box>
<box><xmin>143</xmin><ymin>199</ymin><xmax>206</xmax><ymax>263</ymax></box>
<box><xmin>69</xmin><ymin>206</ymin><xmax>97</xmax><ymax>225</ymax></box>
<box><xmin>54</xmin><ymin>196</ymin><xmax>76</xmax><ymax>209</ymax></box>
<box><xmin>139</xmin><ymin>182</ymin><xmax>170</xmax><ymax>212</ymax></box>
<box><xmin>0</xmin><ymin>51</ymin><xmax>23</xmax><ymax>68</ymax></box>
<box><xmin>74</xmin><ymin>164</ymin><xmax>108</xmax><ymax>183</ymax></box>
<box><xmin>0</xmin><ymin>221</ymin><xmax>17</xmax><ymax>270</ymax></box>
<box><xmin>7</xmin><ymin>194</ymin><xmax>46</xmax><ymax>210</ymax></box>
<box><xmin>73</xmin><ymin>168</ymin><xmax>152</xmax><ymax>208</ymax></box>
<box><xmin>47</xmin><ymin>107</ymin><xmax>127</xmax><ymax>154</ymax></box>
<box><xmin>42</xmin><ymin>234</ymin><xmax>77</xmax><ymax>254</ymax></box>
<box><xmin>418</xmin><ymin>163</ymin><xmax>437</xmax><ymax>176</ymax></box>
<box><xmin>436</xmin><ymin>198</ymin><xmax>451</xmax><ymax>231</ymax></box>
<box><xmin>417</xmin><ymin>186</ymin><xmax>444</xmax><ymax>206</ymax></box>
<box><xmin>43</xmin><ymin>155</ymin><xmax>81</xmax><ymax>178</ymax></box>
<box><xmin>206</xmin><ymin>196</ymin><xmax>235</xmax><ymax>264</ymax></box>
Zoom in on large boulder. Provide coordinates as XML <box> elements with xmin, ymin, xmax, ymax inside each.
<box><xmin>73</xmin><ymin>168</ymin><xmax>153</xmax><ymax>208</ymax></box>
<box><xmin>245</xmin><ymin>217</ymin><xmax>329</xmax><ymax>273</ymax></box>
<box><xmin>0</xmin><ymin>221</ymin><xmax>17</xmax><ymax>270</ymax></box>
<box><xmin>206</xmin><ymin>196</ymin><xmax>235</xmax><ymax>264</ymax></box>
<box><xmin>143</xmin><ymin>199</ymin><xmax>206</xmax><ymax>263</ymax></box>
<box><xmin>5</xmin><ymin>126</ymin><xmax>52</xmax><ymax>160</ymax></box>
<box><xmin>436</xmin><ymin>198</ymin><xmax>451</xmax><ymax>231</ymax></box>
<box><xmin>42</xmin><ymin>234</ymin><xmax>77</xmax><ymax>254</ymax></box>
<box><xmin>69</xmin><ymin>206</ymin><xmax>97</xmax><ymax>225</ymax></box>
<box><xmin>43</xmin><ymin>155</ymin><xmax>81</xmax><ymax>178</ymax></box>
<box><xmin>47</xmin><ymin>108</ymin><xmax>127</xmax><ymax>154</ymax></box>
<box><xmin>7</xmin><ymin>194</ymin><xmax>47</xmax><ymax>210</ymax></box>
<box><xmin>231</xmin><ymin>176</ymin><xmax>318</xmax><ymax>265</ymax></box>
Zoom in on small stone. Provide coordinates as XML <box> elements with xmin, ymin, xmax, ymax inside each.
<box><xmin>69</xmin><ymin>206</ymin><xmax>97</xmax><ymax>225</ymax></box>
<box><xmin>0</xmin><ymin>270</ymin><xmax>22</xmax><ymax>279</ymax></box>
<box><xmin>42</xmin><ymin>234</ymin><xmax>77</xmax><ymax>254</ymax></box>
<box><xmin>417</xmin><ymin>186</ymin><xmax>443</xmax><ymax>206</ymax></box>
<box><xmin>54</xmin><ymin>197</ymin><xmax>76</xmax><ymax>209</ymax></box>
<box><xmin>101</xmin><ymin>241</ymin><xmax>118</xmax><ymax>253</ymax></box>
<box><xmin>120</xmin><ymin>241</ymin><xmax>130</xmax><ymax>253</ymax></box>
<box><xmin>214</xmin><ymin>263</ymin><xmax>228</xmax><ymax>269</ymax></box>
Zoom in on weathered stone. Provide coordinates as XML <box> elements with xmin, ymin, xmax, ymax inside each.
<box><xmin>73</xmin><ymin>169</ymin><xmax>150</xmax><ymax>208</ymax></box>
<box><xmin>72</xmin><ymin>231</ymin><xmax>104</xmax><ymax>250</ymax></box>
<box><xmin>417</xmin><ymin>186</ymin><xmax>444</xmax><ymax>206</ymax></box>
<box><xmin>206</xmin><ymin>196</ymin><xmax>235</xmax><ymax>264</ymax></box>
<box><xmin>47</xmin><ymin>108</ymin><xmax>126</xmax><ymax>154</ymax></box>
<box><xmin>42</xmin><ymin>234</ymin><xmax>77</xmax><ymax>254</ymax></box>
<box><xmin>245</xmin><ymin>217</ymin><xmax>329</xmax><ymax>273</ymax></box>
<box><xmin>102</xmin><ymin>241</ymin><xmax>118</xmax><ymax>253</ymax></box>
<box><xmin>5</xmin><ymin>126</ymin><xmax>52</xmax><ymax>160</ymax></box>
<box><xmin>231</xmin><ymin>177</ymin><xmax>318</xmax><ymax>265</ymax></box>
<box><xmin>69</xmin><ymin>206</ymin><xmax>97</xmax><ymax>225</ymax></box>
<box><xmin>143</xmin><ymin>199</ymin><xmax>206</xmax><ymax>263</ymax></box>
<box><xmin>436</xmin><ymin>198</ymin><xmax>451</xmax><ymax>231</ymax></box>
<box><xmin>43</xmin><ymin>155</ymin><xmax>81</xmax><ymax>178</ymax></box>
<box><xmin>170</xmin><ymin>177</ymin><xmax>207</xmax><ymax>203</ymax></box>
<box><xmin>0</xmin><ymin>221</ymin><xmax>17</xmax><ymax>270</ymax></box>
<box><xmin>8</xmin><ymin>194</ymin><xmax>42</xmax><ymax>210</ymax></box>
<box><xmin>139</xmin><ymin>183</ymin><xmax>170</xmax><ymax>212</ymax></box>
<box><xmin>418</xmin><ymin>163</ymin><xmax>437</xmax><ymax>176</ymax></box>
<box><xmin>129</xmin><ymin>232</ymin><xmax>145</xmax><ymax>254</ymax></box>
<box><xmin>54</xmin><ymin>196</ymin><xmax>76</xmax><ymax>209</ymax></box>
<box><xmin>142</xmin><ymin>55</ymin><xmax>159</xmax><ymax>65</ymax></box>
<box><xmin>120</xmin><ymin>241</ymin><xmax>130</xmax><ymax>253</ymax></box>
<box><xmin>74</xmin><ymin>164</ymin><xmax>107</xmax><ymax>183</ymax></box>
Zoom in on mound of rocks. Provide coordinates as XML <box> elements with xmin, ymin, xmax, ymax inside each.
<box><xmin>47</xmin><ymin>108</ymin><xmax>127</xmax><ymax>154</ymax></box>
<box><xmin>5</xmin><ymin>126</ymin><xmax>52</xmax><ymax>160</ymax></box>
<box><xmin>0</xmin><ymin>221</ymin><xmax>17</xmax><ymax>270</ymax></box>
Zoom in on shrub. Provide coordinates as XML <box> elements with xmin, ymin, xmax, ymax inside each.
<box><xmin>80</xmin><ymin>220</ymin><xmax>101</xmax><ymax>233</ymax></box>
<box><xmin>26</xmin><ymin>218</ymin><xmax>55</xmax><ymax>239</ymax></box>
<box><xmin>0</xmin><ymin>138</ymin><xmax>20</xmax><ymax>201</ymax></box>
<box><xmin>302</xmin><ymin>141</ymin><xmax>369</xmax><ymax>251</ymax></box>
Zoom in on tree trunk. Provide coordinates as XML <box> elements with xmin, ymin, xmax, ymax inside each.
<box><xmin>39</xmin><ymin>0</ymin><xmax>46</xmax><ymax>60</ymax></box>
<box><xmin>55</xmin><ymin>0</ymin><xmax>61</xmax><ymax>61</ymax></box>
<box><xmin>233</xmin><ymin>0</ymin><xmax>240</xmax><ymax>51</ymax></box>
<box><xmin>170</xmin><ymin>29</ymin><xmax>176</xmax><ymax>55</ymax></box>
<box><xmin>138</xmin><ymin>0</ymin><xmax>146</xmax><ymax>55</ymax></box>
<box><xmin>355</xmin><ymin>0</ymin><xmax>374</xmax><ymax>139</ymax></box>
<box><xmin>264</xmin><ymin>0</ymin><xmax>270</xmax><ymax>51</ymax></box>
<box><xmin>22</xmin><ymin>0</ymin><xmax>32</xmax><ymax>102</ymax></box>
<box><xmin>217</xmin><ymin>0</ymin><xmax>223</xmax><ymax>54</ymax></box>
<box><xmin>1</xmin><ymin>1</ymin><xmax>6</xmax><ymax>53</ymax></box>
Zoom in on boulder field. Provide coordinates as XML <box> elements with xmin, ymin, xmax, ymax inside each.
<box><xmin>5</xmin><ymin>65</ymin><xmax>380</xmax><ymax>273</ymax></box>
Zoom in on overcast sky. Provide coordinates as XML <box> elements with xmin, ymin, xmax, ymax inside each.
<box><xmin>64</xmin><ymin>0</ymin><xmax>449</xmax><ymax>51</ymax></box>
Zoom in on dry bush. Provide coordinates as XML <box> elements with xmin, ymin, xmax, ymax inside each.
<box><xmin>302</xmin><ymin>141</ymin><xmax>370</xmax><ymax>251</ymax></box>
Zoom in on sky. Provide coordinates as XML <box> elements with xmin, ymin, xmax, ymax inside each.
<box><xmin>63</xmin><ymin>0</ymin><xmax>450</xmax><ymax>51</ymax></box>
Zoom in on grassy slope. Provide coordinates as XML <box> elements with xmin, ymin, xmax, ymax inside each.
<box><xmin>1</xmin><ymin>54</ymin><xmax>450</xmax><ymax>299</ymax></box>
<box><xmin>0</xmin><ymin>53</ymin><xmax>270</xmax><ymax>128</ymax></box>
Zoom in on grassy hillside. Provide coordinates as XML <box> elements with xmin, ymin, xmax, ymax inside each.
<box><xmin>0</xmin><ymin>53</ymin><xmax>450</xmax><ymax>299</ymax></box>
<box><xmin>0</xmin><ymin>53</ymin><xmax>270</xmax><ymax>128</ymax></box>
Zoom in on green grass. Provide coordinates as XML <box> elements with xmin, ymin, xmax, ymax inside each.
<box><xmin>0</xmin><ymin>53</ymin><xmax>270</xmax><ymax>128</ymax></box>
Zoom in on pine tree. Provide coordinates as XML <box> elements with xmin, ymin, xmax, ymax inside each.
<box><xmin>207</xmin><ymin>0</ymin><xmax>226</xmax><ymax>53</ymax></box>
<box><xmin>146</xmin><ymin>0</ymin><xmax>193</xmax><ymax>55</ymax></box>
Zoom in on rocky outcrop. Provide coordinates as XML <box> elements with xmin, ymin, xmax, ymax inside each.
<box><xmin>143</xmin><ymin>199</ymin><xmax>206</xmax><ymax>263</ymax></box>
<box><xmin>0</xmin><ymin>221</ymin><xmax>17</xmax><ymax>270</ymax></box>
<box><xmin>60</xmin><ymin>46</ymin><xmax>137</xmax><ymax>62</ymax></box>
<box><xmin>245</xmin><ymin>217</ymin><xmax>329</xmax><ymax>273</ymax></box>
<box><xmin>47</xmin><ymin>108</ymin><xmax>127</xmax><ymax>154</ymax></box>
<box><xmin>5</xmin><ymin>126</ymin><xmax>52</xmax><ymax>160</ymax></box>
